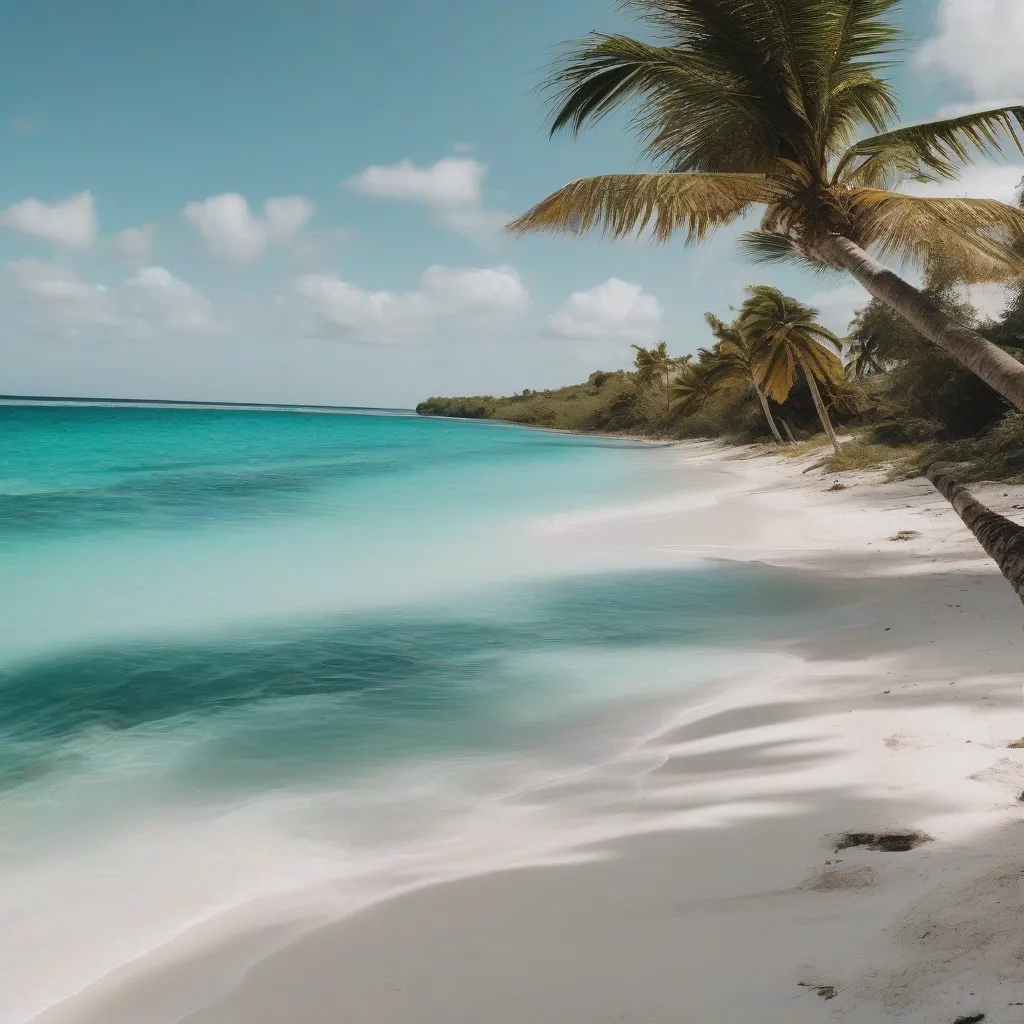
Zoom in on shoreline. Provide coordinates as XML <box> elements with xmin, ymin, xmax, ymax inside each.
<box><xmin>36</xmin><ymin>441</ymin><xmax>1024</xmax><ymax>1024</ymax></box>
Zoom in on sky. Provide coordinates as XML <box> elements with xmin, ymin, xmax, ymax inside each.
<box><xmin>0</xmin><ymin>0</ymin><xmax>1021</xmax><ymax>408</ymax></box>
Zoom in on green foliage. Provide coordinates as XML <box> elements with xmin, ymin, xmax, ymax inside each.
<box><xmin>416</xmin><ymin>372</ymin><xmax>652</xmax><ymax>434</ymax></box>
<box><xmin>418</xmin><ymin>267</ymin><xmax>1024</xmax><ymax>487</ymax></box>
<box><xmin>856</xmin><ymin>269</ymin><xmax>1013</xmax><ymax>444</ymax></box>
<box><xmin>417</xmin><ymin>396</ymin><xmax>497</xmax><ymax>419</ymax></box>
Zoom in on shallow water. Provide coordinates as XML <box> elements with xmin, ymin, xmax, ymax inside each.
<box><xmin>0</xmin><ymin>405</ymin><xmax>833</xmax><ymax>1022</ymax></box>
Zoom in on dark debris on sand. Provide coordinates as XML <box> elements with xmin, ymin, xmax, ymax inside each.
<box><xmin>833</xmin><ymin>831</ymin><xmax>931</xmax><ymax>853</ymax></box>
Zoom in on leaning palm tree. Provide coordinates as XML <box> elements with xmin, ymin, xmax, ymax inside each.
<box><xmin>507</xmin><ymin>0</ymin><xmax>1024</xmax><ymax>413</ymax></box>
<box><xmin>705</xmin><ymin>312</ymin><xmax>786</xmax><ymax>444</ymax></box>
<box><xmin>631</xmin><ymin>339</ymin><xmax>676</xmax><ymax>411</ymax></box>
<box><xmin>740</xmin><ymin>286</ymin><xmax>845</xmax><ymax>454</ymax></box>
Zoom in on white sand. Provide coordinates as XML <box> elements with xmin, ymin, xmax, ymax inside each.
<box><xmin>38</xmin><ymin>442</ymin><xmax>1024</xmax><ymax>1024</ymax></box>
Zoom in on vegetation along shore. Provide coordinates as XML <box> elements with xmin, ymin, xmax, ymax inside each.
<box><xmin>421</xmin><ymin>0</ymin><xmax>1024</xmax><ymax>606</ymax></box>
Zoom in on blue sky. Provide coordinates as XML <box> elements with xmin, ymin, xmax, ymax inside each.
<box><xmin>0</xmin><ymin>0</ymin><xmax>1020</xmax><ymax>407</ymax></box>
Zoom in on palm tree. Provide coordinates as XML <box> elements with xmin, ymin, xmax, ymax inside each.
<box><xmin>705</xmin><ymin>312</ymin><xmax>786</xmax><ymax>444</ymax></box>
<box><xmin>631</xmin><ymin>340</ymin><xmax>676</xmax><ymax>411</ymax></box>
<box><xmin>670</xmin><ymin>356</ymin><xmax>721</xmax><ymax>414</ymax></box>
<box><xmin>844</xmin><ymin>333</ymin><xmax>886</xmax><ymax>379</ymax></box>
<box><xmin>929</xmin><ymin>463</ymin><xmax>1024</xmax><ymax>608</ymax></box>
<box><xmin>507</xmin><ymin>0</ymin><xmax>1024</xmax><ymax>414</ymax></box>
<box><xmin>740</xmin><ymin>286</ymin><xmax>845</xmax><ymax>455</ymax></box>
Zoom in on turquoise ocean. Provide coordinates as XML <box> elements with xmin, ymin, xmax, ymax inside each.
<box><xmin>0</xmin><ymin>403</ymin><xmax>833</xmax><ymax>1022</ymax></box>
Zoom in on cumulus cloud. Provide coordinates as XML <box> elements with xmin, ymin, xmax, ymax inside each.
<box><xmin>182</xmin><ymin>193</ymin><xmax>315</xmax><ymax>261</ymax></box>
<box><xmin>918</xmin><ymin>0</ymin><xmax>1024</xmax><ymax>106</ymax></box>
<box><xmin>419</xmin><ymin>264</ymin><xmax>529</xmax><ymax>314</ymax></box>
<box><xmin>546</xmin><ymin>279</ymin><xmax>663</xmax><ymax>343</ymax></box>
<box><xmin>110</xmin><ymin>223</ymin><xmax>156</xmax><ymax>263</ymax></box>
<box><xmin>126</xmin><ymin>266</ymin><xmax>221</xmax><ymax>333</ymax></box>
<box><xmin>0</xmin><ymin>192</ymin><xmax>97</xmax><ymax>249</ymax></box>
<box><xmin>10</xmin><ymin>258</ymin><xmax>119</xmax><ymax>333</ymax></box>
<box><xmin>290</xmin><ymin>263</ymin><xmax>529</xmax><ymax>342</ymax></box>
<box><xmin>346</xmin><ymin>157</ymin><xmax>485</xmax><ymax>206</ymax></box>
<box><xmin>345</xmin><ymin>155</ymin><xmax>509</xmax><ymax>244</ymax></box>
<box><xmin>9</xmin><ymin>259</ymin><xmax>220</xmax><ymax>337</ymax></box>
<box><xmin>902</xmin><ymin>165</ymin><xmax>1023</xmax><ymax>204</ymax></box>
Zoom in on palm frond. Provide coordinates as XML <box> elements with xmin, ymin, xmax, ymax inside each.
<box><xmin>545</xmin><ymin>2</ymin><xmax>827</xmax><ymax>172</ymax></box>
<box><xmin>547</xmin><ymin>34</ymin><xmax>750</xmax><ymax>139</ymax></box>
<box><xmin>671</xmin><ymin>359</ymin><xmax>722</xmax><ymax>414</ymax></box>
<box><xmin>837</xmin><ymin>106</ymin><xmax>1024</xmax><ymax>185</ymax></box>
<box><xmin>811</xmin><ymin>0</ymin><xmax>900</xmax><ymax>152</ymax></box>
<box><xmin>506</xmin><ymin>172</ymin><xmax>782</xmax><ymax>243</ymax></box>
<box><xmin>736</xmin><ymin>229</ymin><xmax>837</xmax><ymax>273</ymax></box>
<box><xmin>847</xmin><ymin>188</ymin><xmax>1024</xmax><ymax>282</ymax></box>
<box><xmin>739</xmin><ymin>284</ymin><xmax>844</xmax><ymax>402</ymax></box>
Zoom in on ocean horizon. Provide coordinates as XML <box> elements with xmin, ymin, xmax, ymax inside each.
<box><xmin>1</xmin><ymin>404</ymin><xmax>835</xmax><ymax>1022</ymax></box>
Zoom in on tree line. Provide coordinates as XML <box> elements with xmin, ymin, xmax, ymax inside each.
<box><xmin>426</xmin><ymin>0</ymin><xmax>1024</xmax><ymax>603</ymax></box>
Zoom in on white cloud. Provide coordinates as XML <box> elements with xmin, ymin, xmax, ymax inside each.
<box><xmin>0</xmin><ymin>192</ymin><xmax>97</xmax><ymax>249</ymax></box>
<box><xmin>264</xmin><ymin>196</ymin><xmax>316</xmax><ymax>239</ymax></box>
<box><xmin>9</xmin><ymin>259</ymin><xmax>220</xmax><ymax>337</ymax></box>
<box><xmin>546</xmin><ymin>279</ymin><xmax>663</xmax><ymax>343</ymax></box>
<box><xmin>345</xmin><ymin>155</ymin><xmax>509</xmax><ymax>244</ymax></box>
<box><xmin>902</xmin><ymin>164</ymin><xmax>1023</xmax><ymax>204</ymax></box>
<box><xmin>918</xmin><ymin>0</ymin><xmax>1024</xmax><ymax>106</ymax></box>
<box><xmin>291</xmin><ymin>263</ymin><xmax>529</xmax><ymax>342</ymax></box>
<box><xmin>182</xmin><ymin>193</ymin><xmax>315</xmax><ymax>262</ymax></box>
<box><xmin>126</xmin><ymin>266</ymin><xmax>221</xmax><ymax>333</ymax></box>
<box><xmin>291</xmin><ymin>275</ymin><xmax>431</xmax><ymax>340</ymax></box>
<box><xmin>10</xmin><ymin>258</ymin><xmax>119</xmax><ymax>334</ymax></box>
<box><xmin>420</xmin><ymin>264</ymin><xmax>529</xmax><ymax>314</ymax></box>
<box><xmin>110</xmin><ymin>223</ymin><xmax>156</xmax><ymax>263</ymax></box>
<box><xmin>346</xmin><ymin>157</ymin><xmax>485</xmax><ymax>207</ymax></box>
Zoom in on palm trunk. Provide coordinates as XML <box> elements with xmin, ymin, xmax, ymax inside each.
<box><xmin>752</xmin><ymin>381</ymin><xmax>786</xmax><ymax>444</ymax></box>
<box><xmin>927</xmin><ymin>462</ymin><xmax>1024</xmax><ymax>607</ymax></box>
<box><xmin>818</xmin><ymin>234</ymin><xmax>1024</xmax><ymax>412</ymax></box>
<box><xmin>781</xmin><ymin>418</ymin><xmax>797</xmax><ymax>444</ymax></box>
<box><xmin>798</xmin><ymin>357</ymin><xmax>841</xmax><ymax>455</ymax></box>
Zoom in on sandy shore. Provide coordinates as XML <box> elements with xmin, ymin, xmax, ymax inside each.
<box><xmin>40</xmin><ymin>441</ymin><xmax>1024</xmax><ymax>1024</ymax></box>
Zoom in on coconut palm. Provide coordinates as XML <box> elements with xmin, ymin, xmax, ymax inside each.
<box><xmin>507</xmin><ymin>0</ymin><xmax>1024</xmax><ymax>414</ymax></box>
<box><xmin>844</xmin><ymin>333</ymin><xmax>886</xmax><ymax>379</ymax></box>
<box><xmin>631</xmin><ymin>339</ymin><xmax>676</xmax><ymax>410</ymax></box>
<box><xmin>670</xmin><ymin>355</ymin><xmax>722</xmax><ymax>414</ymax></box>
<box><xmin>740</xmin><ymin>286</ymin><xmax>845</xmax><ymax>454</ymax></box>
<box><xmin>705</xmin><ymin>312</ymin><xmax>786</xmax><ymax>444</ymax></box>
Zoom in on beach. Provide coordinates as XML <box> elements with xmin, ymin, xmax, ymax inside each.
<box><xmin>32</xmin><ymin>438</ymin><xmax>1024</xmax><ymax>1024</ymax></box>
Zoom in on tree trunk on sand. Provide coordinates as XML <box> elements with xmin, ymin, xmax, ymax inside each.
<box><xmin>753</xmin><ymin>381</ymin><xmax>786</xmax><ymax>444</ymax></box>
<box><xmin>798</xmin><ymin>357</ymin><xmax>841</xmax><ymax>455</ymax></box>
<box><xmin>781</xmin><ymin>418</ymin><xmax>797</xmax><ymax>443</ymax></box>
<box><xmin>927</xmin><ymin>462</ymin><xmax>1024</xmax><ymax>607</ymax></box>
<box><xmin>818</xmin><ymin>234</ymin><xmax>1024</xmax><ymax>413</ymax></box>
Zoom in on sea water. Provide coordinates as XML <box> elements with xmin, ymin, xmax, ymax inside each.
<box><xmin>0</xmin><ymin>404</ymin><xmax>830</xmax><ymax>1022</ymax></box>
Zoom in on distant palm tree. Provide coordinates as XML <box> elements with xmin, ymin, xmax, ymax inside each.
<box><xmin>631</xmin><ymin>340</ymin><xmax>676</xmax><ymax>411</ymax></box>
<box><xmin>705</xmin><ymin>312</ymin><xmax>786</xmax><ymax>444</ymax></box>
<box><xmin>670</xmin><ymin>356</ymin><xmax>721</xmax><ymax>415</ymax></box>
<box><xmin>508</xmin><ymin>0</ymin><xmax>1024</xmax><ymax>413</ymax></box>
<box><xmin>740</xmin><ymin>286</ymin><xmax>845</xmax><ymax>455</ymax></box>
<box><xmin>844</xmin><ymin>332</ymin><xmax>886</xmax><ymax>379</ymax></box>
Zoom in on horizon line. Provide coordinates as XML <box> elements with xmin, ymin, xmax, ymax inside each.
<box><xmin>0</xmin><ymin>394</ymin><xmax>415</xmax><ymax>414</ymax></box>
